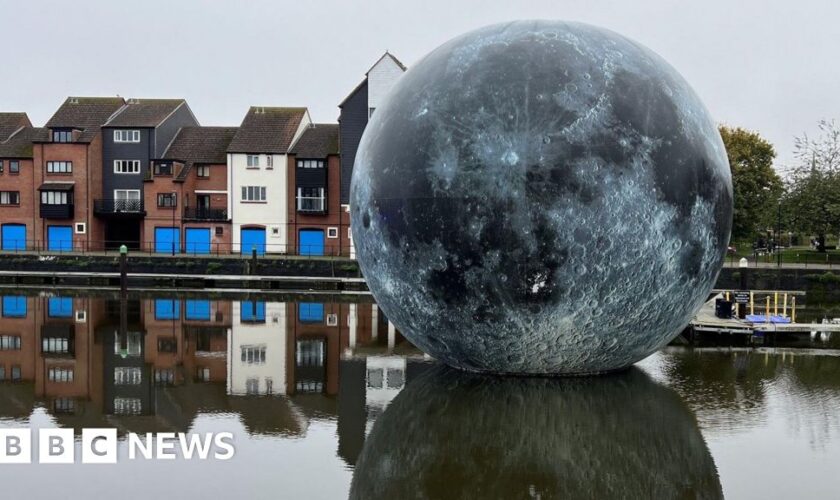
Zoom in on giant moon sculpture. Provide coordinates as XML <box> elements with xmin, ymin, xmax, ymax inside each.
<box><xmin>350</xmin><ymin>20</ymin><xmax>732</xmax><ymax>375</ymax></box>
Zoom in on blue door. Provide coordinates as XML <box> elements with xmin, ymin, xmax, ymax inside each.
<box><xmin>185</xmin><ymin>300</ymin><xmax>211</xmax><ymax>321</ymax></box>
<box><xmin>155</xmin><ymin>299</ymin><xmax>180</xmax><ymax>320</ymax></box>
<box><xmin>1</xmin><ymin>224</ymin><xmax>26</xmax><ymax>251</ymax></box>
<box><xmin>48</xmin><ymin>297</ymin><xmax>73</xmax><ymax>318</ymax></box>
<box><xmin>48</xmin><ymin>226</ymin><xmax>73</xmax><ymax>252</ymax></box>
<box><xmin>241</xmin><ymin>228</ymin><xmax>266</xmax><ymax>255</ymax></box>
<box><xmin>185</xmin><ymin>228</ymin><xmax>211</xmax><ymax>254</ymax></box>
<box><xmin>299</xmin><ymin>229</ymin><xmax>325</xmax><ymax>256</ymax></box>
<box><xmin>155</xmin><ymin>227</ymin><xmax>181</xmax><ymax>254</ymax></box>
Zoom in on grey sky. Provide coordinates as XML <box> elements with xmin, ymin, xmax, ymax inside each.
<box><xmin>1</xmin><ymin>0</ymin><xmax>836</xmax><ymax>166</ymax></box>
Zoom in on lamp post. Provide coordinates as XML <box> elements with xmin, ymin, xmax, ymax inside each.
<box><xmin>171</xmin><ymin>190</ymin><xmax>177</xmax><ymax>256</ymax></box>
<box><xmin>776</xmin><ymin>202</ymin><xmax>782</xmax><ymax>268</ymax></box>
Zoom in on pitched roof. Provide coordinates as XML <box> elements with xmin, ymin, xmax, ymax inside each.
<box><xmin>339</xmin><ymin>52</ymin><xmax>406</xmax><ymax>108</ymax></box>
<box><xmin>227</xmin><ymin>107</ymin><xmax>307</xmax><ymax>154</ymax></box>
<box><xmin>44</xmin><ymin>97</ymin><xmax>126</xmax><ymax>142</ymax></box>
<box><xmin>160</xmin><ymin>126</ymin><xmax>238</xmax><ymax>181</ymax></box>
<box><xmin>290</xmin><ymin>123</ymin><xmax>339</xmax><ymax>158</ymax></box>
<box><xmin>0</xmin><ymin>113</ymin><xmax>31</xmax><ymax>142</ymax></box>
<box><xmin>104</xmin><ymin>98</ymin><xmax>190</xmax><ymax>127</ymax></box>
<box><xmin>0</xmin><ymin>127</ymin><xmax>44</xmax><ymax>158</ymax></box>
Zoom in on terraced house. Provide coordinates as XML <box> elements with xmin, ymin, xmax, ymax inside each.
<box><xmin>97</xmin><ymin>98</ymin><xmax>199</xmax><ymax>249</ymax></box>
<box><xmin>287</xmin><ymin>123</ymin><xmax>349</xmax><ymax>256</ymax></box>
<box><xmin>33</xmin><ymin>97</ymin><xmax>126</xmax><ymax>252</ymax></box>
<box><xmin>145</xmin><ymin>126</ymin><xmax>238</xmax><ymax>254</ymax></box>
<box><xmin>0</xmin><ymin>113</ymin><xmax>39</xmax><ymax>251</ymax></box>
<box><xmin>227</xmin><ymin>107</ymin><xmax>311</xmax><ymax>254</ymax></box>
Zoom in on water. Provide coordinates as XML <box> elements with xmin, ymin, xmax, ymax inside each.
<box><xmin>0</xmin><ymin>293</ymin><xmax>838</xmax><ymax>499</ymax></box>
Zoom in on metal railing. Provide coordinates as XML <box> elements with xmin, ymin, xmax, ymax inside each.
<box><xmin>94</xmin><ymin>199</ymin><xmax>144</xmax><ymax>214</ymax></box>
<box><xmin>183</xmin><ymin>207</ymin><xmax>228</xmax><ymax>221</ymax></box>
<box><xmin>0</xmin><ymin>238</ymin><xmax>352</xmax><ymax>258</ymax></box>
<box><xmin>297</xmin><ymin>196</ymin><xmax>326</xmax><ymax>213</ymax></box>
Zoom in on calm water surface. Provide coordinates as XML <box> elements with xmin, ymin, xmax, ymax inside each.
<box><xmin>0</xmin><ymin>293</ymin><xmax>838</xmax><ymax>499</ymax></box>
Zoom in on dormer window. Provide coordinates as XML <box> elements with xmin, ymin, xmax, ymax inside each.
<box><xmin>114</xmin><ymin>130</ymin><xmax>140</xmax><ymax>143</ymax></box>
<box><xmin>154</xmin><ymin>162</ymin><xmax>173</xmax><ymax>176</ymax></box>
<box><xmin>52</xmin><ymin>130</ymin><xmax>73</xmax><ymax>143</ymax></box>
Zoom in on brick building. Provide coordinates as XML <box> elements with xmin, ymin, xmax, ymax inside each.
<box><xmin>0</xmin><ymin>113</ymin><xmax>39</xmax><ymax>250</ymax></box>
<box><xmin>287</xmin><ymin>123</ymin><xmax>350</xmax><ymax>256</ymax></box>
<box><xmin>145</xmin><ymin>126</ymin><xmax>237</xmax><ymax>254</ymax></box>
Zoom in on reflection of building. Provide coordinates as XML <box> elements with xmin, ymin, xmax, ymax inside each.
<box><xmin>228</xmin><ymin>301</ymin><xmax>286</xmax><ymax>395</ymax></box>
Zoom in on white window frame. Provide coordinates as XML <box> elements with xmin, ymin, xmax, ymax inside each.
<box><xmin>75</xmin><ymin>310</ymin><xmax>87</xmax><ymax>323</ymax></box>
<box><xmin>246</xmin><ymin>155</ymin><xmax>260</xmax><ymax>168</ymax></box>
<box><xmin>114</xmin><ymin>160</ymin><xmax>141</xmax><ymax>174</ymax></box>
<box><xmin>241</xmin><ymin>185</ymin><xmax>267</xmax><ymax>202</ymax></box>
<box><xmin>75</xmin><ymin>223</ymin><xmax>86</xmax><ymax>234</ymax></box>
<box><xmin>266</xmin><ymin>155</ymin><xmax>273</xmax><ymax>169</ymax></box>
<box><xmin>46</xmin><ymin>161</ymin><xmax>72</xmax><ymax>174</ymax></box>
<box><xmin>326</xmin><ymin>313</ymin><xmax>338</xmax><ymax>326</ymax></box>
<box><xmin>113</xmin><ymin>130</ymin><xmax>141</xmax><ymax>143</ymax></box>
<box><xmin>327</xmin><ymin>227</ymin><xmax>338</xmax><ymax>239</ymax></box>
<box><xmin>196</xmin><ymin>165</ymin><xmax>210</xmax><ymax>178</ymax></box>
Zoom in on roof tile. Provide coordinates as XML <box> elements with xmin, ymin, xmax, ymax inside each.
<box><xmin>227</xmin><ymin>107</ymin><xmax>307</xmax><ymax>154</ymax></box>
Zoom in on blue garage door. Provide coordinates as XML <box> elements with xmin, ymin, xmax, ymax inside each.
<box><xmin>185</xmin><ymin>228</ymin><xmax>211</xmax><ymax>255</ymax></box>
<box><xmin>48</xmin><ymin>225</ymin><xmax>73</xmax><ymax>252</ymax></box>
<box><xmin>155</xmin><ymin>299</ymin><xmax>180</xmax><ymax>320</ymax></box>
<box><xmin>299</xmin><ymin>229</ymin><xmax>325</xmax><ymax>256</ymax></box>
<box><xmin>186</xmin><ymin>300</ymin><xmax>211</xmax><ymax>321</ymax></box>
<box><xmin>48</xmin><ymin>297</ymin><xmax>73</xmax><ymax>318</ymax></box>
<box><xmin>241</xmin><ymin>228</ymin><xmax>266</xmax><ymax>255</ymax></box>
<box><xmin>1</xmin><ymin>224</ymin><xmax>26</xmax><ymax>251</ymax></box>
<box><xmin>240</xmin><ymin>301</ymin><xmax>265</xmax><ymax>322</ymax></box>
<box><xmin>155</xmin><ymin>227</ymin><xmax>181</xmax><ymax>254</ymax></box>
<box><xmin>299</xmin><ymin>302</ymin><xmax>324</xmax><ymax>322</ymax></box>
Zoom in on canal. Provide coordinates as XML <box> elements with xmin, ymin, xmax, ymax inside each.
<box><xmin>0</xmin><ymin>293</ymin><xmax>837</xmax><ymax>498</ymax></box>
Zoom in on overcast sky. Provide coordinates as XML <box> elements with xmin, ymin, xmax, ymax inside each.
<box><xmin>1</xmin><ymin>0</ymin><xmax>837</xmax><ymax>166</ymax></box>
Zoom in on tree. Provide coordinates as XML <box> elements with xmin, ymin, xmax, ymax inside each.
<box><xmin>719</xmin><ymin>125</ymin><xmax>782</xmax><ymax>242</ymax></box>
<box><xmin>783</xmin><ymin>120</ymin><xmax>840</xmax><ymax>251</ymax></box>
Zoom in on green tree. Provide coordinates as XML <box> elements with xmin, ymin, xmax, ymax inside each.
<box><xmin>783</xmin><ymin>120</ymin><xmax>840</xmax><ymax>251</ymax></box>
<box><xmin>719</xmin><ymin>126</ymin><xmax>782</xmax><ymax>242</ymax></box>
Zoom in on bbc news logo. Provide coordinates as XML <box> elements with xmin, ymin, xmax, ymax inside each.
<box><xmin>0</xmin><ymin>429</ymin><xmax>235</xmax><ymax>463</ymax></box>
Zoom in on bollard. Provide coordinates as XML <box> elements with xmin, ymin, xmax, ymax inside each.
<box><xmin>750</xmin><ymin>291</ymin><xmax>754</xmax><ymax>315</ymax></box>
<box><xmin>119</xmin><ymin>244</ymin><xmax>128</xmax><ymax>293</ymax></box>
<box><xmin>791</xmin><ymin>296</ymin><xmax>796</xmax><ymax>322</ymax></box>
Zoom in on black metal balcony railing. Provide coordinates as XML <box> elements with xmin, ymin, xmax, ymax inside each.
<box><xmin>40</xmin><ymin>203</ymin><xmax>74</xmax><ymax>219</ymax></box>
<box><xmin>297</xmin><ymin>196</ymin><xmax>326</xmax><ymax>213</ymax></box>
<box><xmin>183</xmin><ymin>207</ymin><xmax>228</xmax><ymax>221</ymax></box>
<box><xmin>94</xmin><ymin>198</ymin><xmax>144</xmax><ymax>215</ymax></box>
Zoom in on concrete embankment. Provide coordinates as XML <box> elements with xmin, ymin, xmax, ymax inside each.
<box><xmin>716</xmin><ymin>267</ymin><xmax>840</xmax><ymax>304</ymax></box>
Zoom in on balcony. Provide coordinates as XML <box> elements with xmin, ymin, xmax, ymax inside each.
<box><xmin>94</xmin><ymin>199</ymin><xmax>145</xmax><ymax>217</ymax></box>
<box><xmin>297</xmin><ymin>196</ymin><xmax>326</xmax><ymax>214</ymax></box>
<box><xmin>183</xmin><ymin>207</ymin><xmax>228</xmax><ymax>221</ymax></box>
<box><xmin>40</xmin><ymin>203</ymin><xmax>74</xmax><ymax>219</ymax></box>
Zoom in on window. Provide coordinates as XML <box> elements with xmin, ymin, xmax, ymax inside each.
<box><xmin>155</xmin><ymin>369</ymin><xmax>175</xmax><ymax>385</ymax></box>
<box><xmin>54</xmin><ymin>398</ymin><xmax>75</xmax><ymax>413</ymax></box>
<box><xmin>11</xmin><ymin>366</ymin><xmax>20</xmax><ymax>381</ymax></box>
<box><xmin>367</xmin><ymin>368</ymin><xmax>383</xmax><ymax>389</ymax></box>
<box><xmin>327</xmin><ymin>227</ymin><xmax>338</xmax><ymax>239</ymax></box>
<box><xmin>246</xmin><ymin>155</ymin><xmax>260</xmax><ymax>167</ymax></box>
<box><xmin>154</xmin><ymin>162</ymin><xmax>172</xmax><ymax>176</ymax></box>
<box><xmin>114</xmin><ymin>160</ymin><xmax>141</xmax><ymax>174</ymax></box>
<box><xmin>266</xmin><ymin>156</ymin><xmax>273</xmax><ymax>168</ymax></box>
<box><xmin>75</xmin><ymin>223</ymin><xmax>86</xmax><ymax>234</ymax></box>
<box><xmin>0</xmin><ymin>160</ymin><xmax>3</xmax><ymax>172</ymax></box>
<box><xmin>114</xmin><ymin>367</ymin><xmax>142</xmax><ymax>385</ymax></box>
<box><xmin>113</xmin><ymin>397</ymin><xmax>142</xmax><ymax>415</ymax></box>
<box><xmin>52</xmin><ymin>130</ymin><xmax>72</xmax><ymax>143</ymax></box>
<box><xmin>42</xmin><ymin>337</ymin><xmax>70</xmax><ymax>354</ymax></box>
<box><xmin>0</xmin><ymin>191</ymin><xmax>19</xmax><ymax>205</ymax></box>
<box><xmin>326</xmin><ymin>313</ymin><xmax>338</xmax><ymax>326</ymax></box>
<box><xmin>114</xmin><ymin>130</ymin><xmax>140</xmax><ymax>143</ymax></box>
<box><xmin>9</xmin><ymin>161</ymin><xmax>19</xmax><ymax>174</ymax></box>
<box><xmin>215</xmin><ymin>226</ymin><xmax>224</xmax><ymax>236</ymax></box>
<box><xmin>48</xmin><ymin>367</ymin><xmax>74</xmax><ymax>382</ymax></box>
<box><xmin>296</xmin><ymin>160</ymin><xmax>325</xmax><ymax>169</ymax></box>
<box><xmin>196</xmin><ymin>165</ymin><xmax>210</xmax><ymax>178</ymax></box>
<box><xmin>0</xmin><ymin>335</ymin><xmax>21</xmax><ymax>350</ymax></box>
<box><xmin>246</xmin><ymin>377</ymin><xmax>259</xmax><ymax>395</ymax></box>
<box><xmin>46</xmin><ymin>161</ymin><xmax>72</xmax><ymax>174</ymax></box>
<box><xmin>299</xmin><ymin>303</ymin><xmax>324</xmax><ymax>323</ymax></box>
<box><xmin>185</xmin><ymin>300</ymin><xmax>211</xmax><ymax>321</ymax></box>
<box><xmin>197</xmin><ymin>367</ymin><xmax>210</xmax><ymax>382</ymax></box>
<box><xmin>241</xmin><ymin>185</ymin><xmax>266</xmax><ymax>202</ymax></box>
<box><xmin>113</xmin><ymin>331</ymin><xmax>142</xmax><ymax>357</ymax></box>
<box><xmin>157</xmin><ymin>193</ymin><xmax>177</xmax><ymax>208</ymax></box>
<box><xmin>297</xmin><ymin>187</ymin><xmax>325</xmax><ymax>211</ymax></box>
<box><xmin>241</xmin><ymin>345</ymin><xmax>266</xmax><ymax>365</ymax></box>
<box><xmin>41</xmin><ymin>191</ymin><xmax>71</xmax><ymax>205</ymax></box>
<box><xmin>296</xmin><ymin>340</ymin><xmax>325</xmax><ymax>367</ymax></box>
<box><xmin>158</xmin><ymin>337</ymin><xmax>177</xmax><ymax>353</ymax></box>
